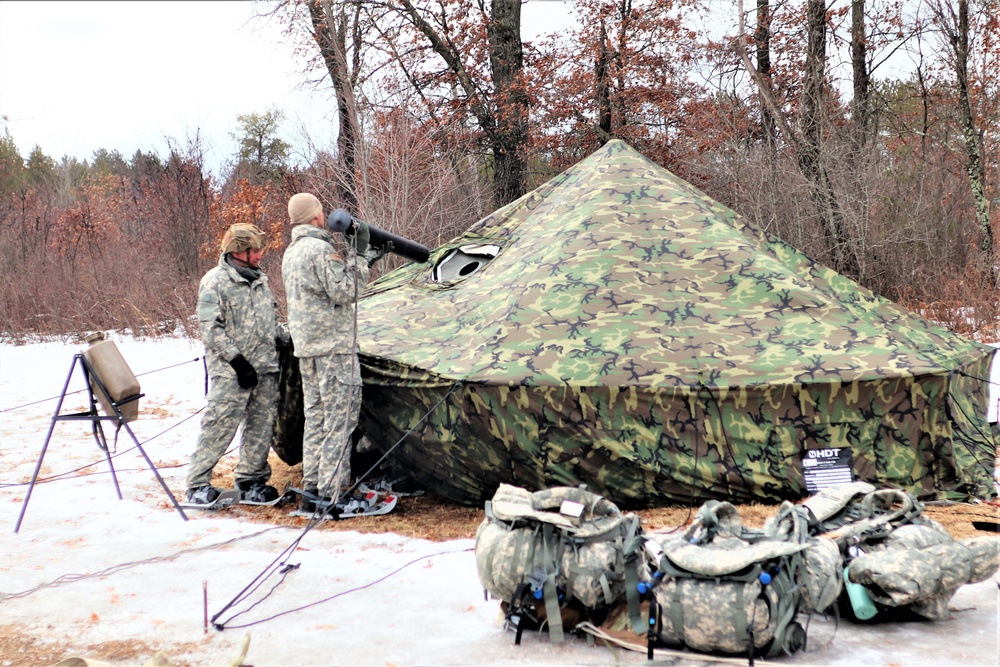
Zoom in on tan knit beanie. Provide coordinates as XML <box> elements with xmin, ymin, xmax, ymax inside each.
<box><xmin>288</xmin><ymin>192</ymin><xmax>322</xmax><ymax>226</ymax></box>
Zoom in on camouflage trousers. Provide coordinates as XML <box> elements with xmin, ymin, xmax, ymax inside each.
<box><xmin>299</xmin><ymin>353</ymin><xmax>362</xmax><ymax>499</ymax></box>
<box><xmin>186</xmin><ymin>372</ymin><xmax>278</xmax><ymax>490</ymax></box>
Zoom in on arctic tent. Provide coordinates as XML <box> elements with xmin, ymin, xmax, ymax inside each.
<box><xmin>353</xmin><ymin>140</ymin><xmax>997</xmax><ymax>508</ymax></box>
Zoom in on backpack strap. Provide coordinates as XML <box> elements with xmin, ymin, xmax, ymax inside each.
<box><xmin>731</xmin><ymin>580</ymin><xmax>749</xmax><ymax>651</ymax></box>
<box><xmin>762</xmin><ymin>553</ymin><xmax>806</xmax><ymax>657</ymax></box>
<box><xmin>668</xmin><ymin>579</ymin><xmax>685</xmax><ymax>641</ymax></box>
<box><xmin>620</xmin><ymin>514</ymin><xmax>647</xmax><ymax>634</ymax></box>
<box><xmin>504</xmin><ymin>522</ymin><xmax>543</xmax><ymax>639</ymax></box>
<box><xmin>510</xmin><ymin>582</ymin><xmax>531</xmax><ymax>646</ymax></box>
<box><xmin>646</xmin><ymin>596</ymin><xmax>660</xmax><ymax>660</ymax></box>
<box><xmin>540</xmin><ymin>523</ymin><xmax>565</xmax><ymax>643</ymax></box>
<box><xmin>821</xmin><ymin>489</ymin><xmax>924</xmax><ymax>546</ymax></box>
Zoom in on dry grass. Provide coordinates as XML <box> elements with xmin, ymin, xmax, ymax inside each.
<box><xmin>0</xmin><ymin>627</ymin><xmax>62</xmax><ymax>667</ymax></box>
<box><xmin>201</xmin><ymin>452</ymin><xmax>1000</xmax><ymax>542</ymax></box>
<box><xmin>0</xmin><ymin>625</ymin><xmax>208</xmax><ymax>667</ymax></box>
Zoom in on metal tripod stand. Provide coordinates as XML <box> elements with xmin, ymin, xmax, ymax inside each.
<box><xmin>13</xmin><ymin>353</ymin><xmax>188</xmax><ymax>532</ymax></box>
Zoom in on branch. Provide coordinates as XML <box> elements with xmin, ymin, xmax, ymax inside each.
<box><xmin>393</xmin><ymin>0</ymin><xmax>498</xmax><ymax>141</ymax></box>
<box><xmin>731</xmin><ymin>0</ymin><xmax>799</xmax><ymax>150</ymax></box>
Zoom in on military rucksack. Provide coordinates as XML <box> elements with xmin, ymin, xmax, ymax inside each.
<box><xmin>801</xmin><ymin>482</ymin><xmax>1000</xmax><ymax>621</ymax></box>
<box><xmin>646</xmin><ymin>499</ymin><xmax>841</xmax><ymax>659</ymax></box>
<box><xmin>474</xmin><ymin>484</ymin><xmax>648</xmax><ymax>643</ymax></box>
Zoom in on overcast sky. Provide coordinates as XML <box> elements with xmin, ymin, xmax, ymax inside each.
<box><xmin>0</xmin><ymin>0</ymin><xmax>575</xmax><ymax>176</ymax></box>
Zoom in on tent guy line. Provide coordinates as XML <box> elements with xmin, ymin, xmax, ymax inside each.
<box><xmin>213</xmin><ymin>547</ymin><xmax>474</xmax><ymax>631</ymax></box>
<box><xmin>0</xmin><ymin>525</ymin><xmax>285</xmax><ymax>603</ymax></box>
<box><xmin>0</xmin><ymin>355</ymin><xmax>206</xmax><ymax>414</ymax></box>
<box><xmin>0</xmin><ymin>405</ymin><xmax>211</xmax><ymax>490</ymax></box>
<box><xmin>214</xmin><ymin>381</ymin><xmax>466</xmax><ymax>625</ymax></box>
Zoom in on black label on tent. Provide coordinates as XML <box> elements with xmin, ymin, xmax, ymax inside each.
<box><xmin>802</xmin><ymin>447</ymin><xmax>854</xmax><ymax>493</ymax></box>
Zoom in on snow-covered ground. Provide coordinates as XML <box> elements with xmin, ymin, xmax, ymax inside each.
<box><xmin>1</xmin><ymin>335</ymin><xmax>997</xmax><ymax>666</ymax></box>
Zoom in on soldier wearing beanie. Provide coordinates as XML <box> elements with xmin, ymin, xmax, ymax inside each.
<box><xmin>282</xmin><ymin>193</ymin><xmax>372</xmax><ymax>511</ymax></box>
<box><xmin>287</xmin><ymin>192</ymin><xmax>322</xmax><ymax>226</ymax></box>
<box><xmin>186</xmin><ymin>223</ymin><xmax>291</xmax><ymax>506</ymax></box>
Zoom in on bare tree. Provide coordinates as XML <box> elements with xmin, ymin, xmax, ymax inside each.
<box><xmin>386</xmin><ymin>0</ymin><xmax>529</xmax><ymax>207</ymax></box>
<box><xmin>850</xmin><ymin>0</ymin><xmax>872</xmax><ymax>149</ymax></box>
<box><xmin>274</xmin><ymin>0</ymin><xmax>528</xmax><ymax>208</ymax></box>
<box><xmin>755</xmin><ymin>0</ymin><xmax>777</xmax><ymax>148</ymax></box>
<box><xmin>925</xmin><ymin>0</ymin><xmax>994</xmax><ymax>277</ymax></box>
<box><xmin>307</xmin><ymin>0</ymin><xmax>365</xmax><ymax>210</ymax></box>
<box><xmin>733</xmin><ymin>0</ymin><xmax>861</xmax><ymax>278</ymax></box>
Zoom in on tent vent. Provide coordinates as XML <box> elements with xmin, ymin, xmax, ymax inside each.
<box><xmin>432</xmin><ymin>244</ymin><xmax>500</xmax><ymax>282</ymax></box>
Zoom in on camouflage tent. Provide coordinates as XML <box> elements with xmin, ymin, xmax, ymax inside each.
<box><xmin>354</xmin><ymin>140</ymin><xmax>997</xmax><ymax>508</ymax></box>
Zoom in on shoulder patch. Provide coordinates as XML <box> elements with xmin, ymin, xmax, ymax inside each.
<box><xmin>330</xmin><ymin>252</ymin><xmax>343</xmax><ymax>262</ymax></box>
<box><xmin>197</xmin><ymin>299</ymin><xmax>219</xmax><ymax>322</ymax></box>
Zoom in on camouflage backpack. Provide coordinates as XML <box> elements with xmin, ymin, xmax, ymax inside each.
<box><xmin>474</xmin><ymin>484</ymin><xmax>648</xmax><ymax>643</ymax></box>
<box><xmin>646</xmin><ymin>499</ymin><xmax>841</xmax><ymax>659</ymax></box>
<box><xmin>801</xmin><ymin>482</ymin><xmax>1000</xmax><ymax>621</ymax></box>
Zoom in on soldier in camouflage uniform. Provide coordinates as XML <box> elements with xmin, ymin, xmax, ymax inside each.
<box><xmin>185</xmin><ymin>223</ymin><xmax>290</xmax><ymax>506</ymax></box>
<box><xmin>282</xmin><ymin>193</ymin><xmax>372</xmax><ymax>511</ymax></box>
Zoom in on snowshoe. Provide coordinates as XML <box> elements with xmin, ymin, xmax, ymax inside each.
<box><xmin>288</xmin><ymin>487</ymin><xmax>398</xmax><ymax>519</ymax></box>
<box><xmin>358</xmin><ymin>474</ymin><xmax>424</xmax><ymax>498</ymax></box>
<box><xmin>293</xmin><ymin>487</ymin><xmax>322</xmax><ymax>513</ymax></box>
<box><xmin>180</xmin><ymin>487</ymin><xmax>240</xmax><ymax>510</ymax></box>
<box><xmin>187</xmin><ymin>485</ymin><xmax>220</xmax><ymax>505</ymax></box>
<box><xmin>237</xmin><ymin>480</ymin><xmax>291</xmax><ymax>506</ymax></box>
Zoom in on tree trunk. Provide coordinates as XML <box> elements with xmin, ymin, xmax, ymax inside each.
<box><xmin>755</xmin><ymin>0</ymin><xmax>776</xmax><ymax>148</ymax></box>
<box><xmin>952</xmin><ymin>0</ymin><xmax>994</xmax><ymax>267</ymax></box>
<box><xmin>850</xmin><ymin>0</ymin><xmax>871</xmax><ymax>149</ymax></box>
<box><xmin>596</xmin><ymin>19</ymin><xmax>613</xmax><ymax>139</ymax></box>
<box><xmin>488</xmin><ymin>0</ymin><xmax>528</xmax><ymax>206</ymax></box>
<box><xmin>800</xmin><ymin>0</ymin><xmax>825</xmax><ymax>173</ymax></box>
<box><xmin>798</xmin><ymin>0</ymin><xmax>860</xmax><ymax>278</ymax></box>
<box><xmin>309</xmin><ymin>1</ymin><xmax>362</xmax><ymax>211</ymax></box>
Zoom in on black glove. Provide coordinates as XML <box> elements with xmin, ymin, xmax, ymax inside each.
<box><xmin>229</xmin><ymin>354</ymin><xmax>258</xmax><ymax>389</ymax></box>
<box><xmin>366</xmin><ymin>240</ymin><xmax>393</xmax><ymax>266</ymax></box>
<box><xmin>353</xmin><ymin>221</ymin><xmax>371</xmax><ymax>255</ymax></box>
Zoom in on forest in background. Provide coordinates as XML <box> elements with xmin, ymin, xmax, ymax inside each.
<box><xmin>1</xmin><ymin>0</ymin><xmax>998</xmax><ymax>342</ymax></box>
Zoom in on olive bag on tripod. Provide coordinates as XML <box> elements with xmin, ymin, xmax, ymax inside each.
<box><xmin>474</xmin><ymin>484</ymin><xmax>648</xmax><ymax>643</ymax></box>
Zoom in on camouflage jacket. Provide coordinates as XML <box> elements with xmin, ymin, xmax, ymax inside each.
<box><xmin>282</xmin><ymin>224</ymin><xmax>370</xmax><ymax>358</ymax></box>
<box><xmin>197</xmin><ymin>254</ymin><xmax>288</xmax><ymax>378</ymax></box>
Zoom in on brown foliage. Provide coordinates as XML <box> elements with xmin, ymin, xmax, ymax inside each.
<box><xmin>0</xmin><ymin>150</ymin><xmax>214</xmax><ymax>340</ymax></box>
<box><xmin>529</xmin><ymin>0</ymin><xmax>708</xmax><ymax>177</ymax></box>
<box><xmin>3</xmin><ymin>0</ymin><xmax>1000</xmax><ymax>342</ymax></box>
<box><xmin>207</xmin><ymin>179</ymin><xmax>288</xmax><ymax>259</ymax></box>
